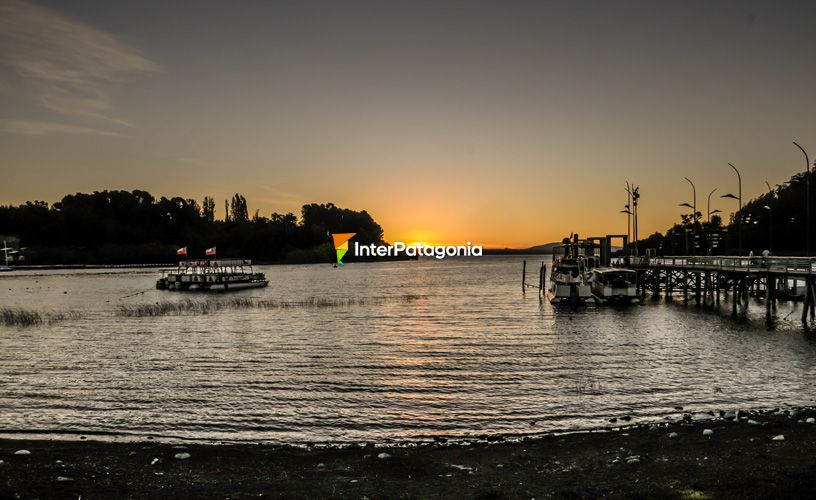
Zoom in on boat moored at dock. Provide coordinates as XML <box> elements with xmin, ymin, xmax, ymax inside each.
<box><xmin>1</xmin><ymin>240</ymin><xmax>15</xmax><ymax>272</ymax></box>
<box><xmin>590</xmin><ymin>267</ymin><xmax>638</xmax><ymax>303</ymax></box>
<box><xmin>156</xmin><ymin>259</ymin><xmax>268</xmax><ymax>291</ymax></box>
<box><xmin>547</xmin><ymin>236</ymin><xmax>594</xmax><ymax>304</ymax></box>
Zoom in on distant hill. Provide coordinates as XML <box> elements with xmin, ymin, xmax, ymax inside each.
<box><xmin>483</xmin><ymin>242</ymin><xmax>560</xmax><ymax>255</ymax></box>
<box><xmin>484</xmin><ymin>242</ymin><xmax>623</xmax><ymax>255</ymax></box>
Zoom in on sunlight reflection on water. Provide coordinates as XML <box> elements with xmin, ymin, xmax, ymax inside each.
<box><xmin>1</xmin><ymin>256</ymin><xmax>815</xmax><ymax>443</ymax></box>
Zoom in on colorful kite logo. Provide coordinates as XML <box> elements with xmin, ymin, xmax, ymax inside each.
<box><xmin>332</xmin><ymin>233</ymin><xmax>356</xmax><ymax>265</ymax></box>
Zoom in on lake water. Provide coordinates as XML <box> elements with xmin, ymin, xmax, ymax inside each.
<box><xmin>1</xmin><ymin>256</ymin><xmax>815</xmax><ymax>444</ymax></box>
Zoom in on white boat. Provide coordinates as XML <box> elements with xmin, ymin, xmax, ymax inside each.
<box><xmin>546</xmin><ymin>238</ymin><xmax>593</xmax><ymax>304</ymax></box>
<box><xmin>157</xmin><ymin>259</ymin><xmax>268</xmax><ymax>291</ymax></box>
<box><xmin>590</xmin><ymin>267</ymin><xmax>638</xmax><ymax>303</ymax></box>
<box><xmin>1</xmin><ymin>240</ymin><xmax>14</xmax><ymax>271</ymax></box>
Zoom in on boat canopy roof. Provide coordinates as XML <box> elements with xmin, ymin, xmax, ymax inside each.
<box><xmin>594</xmin><ymin>267</ymin><xmax>636</xmax><ymax>275</ymax></box>
<box><xmin>179</xmin><ymin>259</ymin><xmax>252</xmax><ymax>267</ymax></box>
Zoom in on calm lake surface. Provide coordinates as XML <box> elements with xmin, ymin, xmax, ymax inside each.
<box><xmin>1</xmin><ymin>256</ymin><xmax>815</xmax><ymax>443</ymax></box>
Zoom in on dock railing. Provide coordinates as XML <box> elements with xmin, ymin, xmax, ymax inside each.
<box><xmin>630</xmin><ymin>255</ymin><xmax>816</xmax><ymax>275</ymax></box>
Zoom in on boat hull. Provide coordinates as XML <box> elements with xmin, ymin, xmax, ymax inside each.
<box><xmin>194</xmin><ymin>280</ymin><xmax>269</xmax><ymax>291</ymax></box>
<box><xmin>547</xmin><ymin>283</ymin><xmax>591</xmax><ymax>304</ymax></box>
<box><xmin>158</xmin><ymin>279</ymin><xmax>269</xmax><ymax>291</ymax></box>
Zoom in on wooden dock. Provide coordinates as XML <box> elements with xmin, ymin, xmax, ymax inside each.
<box><xmin>628</xmin><ymin>256</ymin><xmax>816</xmax><ymax>326</ymax></box>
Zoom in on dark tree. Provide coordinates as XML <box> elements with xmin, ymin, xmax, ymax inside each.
<box><xmin>202</xmin><ymin>196</ymin><xmax>216</xmax><ymax>221</ymax></box>
<box><xmin>230</xmin><ymin>194</ymin><xmax>249</xmax><ymax>223</ymax></box>
<box><xmin>0</xmin><ymin>190</ymin><xmax>387</xmax><ymax>265</ymax></box>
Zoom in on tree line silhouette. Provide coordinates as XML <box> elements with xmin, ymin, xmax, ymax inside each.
<box><xmin>635</xmin><ymin>169</ymin><xmax>816</xmax><ymax>256</ymax></box>
<box><xmin>0</xmin><ymin>190</ymin><xmax>385</xmax><ymax>264</ymax></box>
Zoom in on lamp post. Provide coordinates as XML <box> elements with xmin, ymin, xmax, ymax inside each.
<box><xmin>684</xmin><ymin>178</ymin><xmax>697</xmax><ymax>223</ymax></box>
<box><xmin>721</xmin><ymin>163</ymin><xmax>742</xmax><ymax>255</ymax></box>
<box><xmin>764</xmin><ymin>181</ymin><xmax>775</xmax><ymax>254</ymax></box>
<box><xmin>707</xmin><ymin>188</ymin><xmax>718</xmax><ymax>222</ymax></box>
<box><xmin>793</xmin><ymin>141</ymin><xmax>810</xmax><ymax>255</ymax></box>
<box><xmin>681</xmin><ymin>178</ymin><xmax>696</xmax><ymax>255</ymax></box>
<box><xmin>624</xmin><ymin>182</ymin><xmax>632</xmax><ymax>254</ymax></box>
<box><xmin>632</xmin><ymin>186</ymin><xmax>640</xmax><ymax>256</ymax></box>
<box><xmin>679</xmin><ymin>202</ymin><xmax>694</xmax><ymax>255</ymax></box>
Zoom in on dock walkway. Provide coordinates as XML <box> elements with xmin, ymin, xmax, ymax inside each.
<box><xmin>627</xmin><ymin>255</ymin><xmax>816</xmax><ymax>325</ymax></box>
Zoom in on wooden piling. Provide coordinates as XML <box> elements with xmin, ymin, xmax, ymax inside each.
<box><xmin>715</xmin><ymin>273</ymin><xmax>720</xmax><ymax>307</ymax></box>
<box><xmin>704</xmin><ymin>271</ymin><xmax>710</xmax><ymax>308</ymax></box>
<box><xmin>683</xmin><ymin>270</ymin><xmax>689</xmax><ymax>305</ymax></box>
<box><xmin>811</xmin><ymin>282</ymin><xmax>816</xmax><ymax>321</ymax></box>
<box><xmin>522</xmin><ymin>260</ymin><xmax>526</xmax><ymax>290</ymax></box>
<box><xmin>732</xmin><ymin>276</ymin><xmax>738</xmax><ymax>317</ymax></box>
<box><xmin>766</xmin><ymin>274</ymin><xmax>772</xmax><ymax>321</ymax></box>
<box><xmin>652</xmin><ymin>270</ymin><xmax>660</xmax><ymax>299</ymax></box>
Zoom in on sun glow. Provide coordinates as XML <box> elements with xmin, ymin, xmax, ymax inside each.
<box><xmin>406</xmin><ymin>240</ymin><xmax>432</xmax><ymax>247</ymax></box>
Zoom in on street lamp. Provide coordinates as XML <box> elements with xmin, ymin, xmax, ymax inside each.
<box><xmin>679</xmin><ymin>200</ymin><xmax>695</xmax><ymax>255</ymax></box>
<box><xmin>684</xmin><ymin>177</ymin><xmax>697</xmax><ymax>223</ymax></box>
<box><xmin>721</xmin><ymin>163</ymin><xmax>742</xmax><ymax>255</ymax></box>
<box><xmin>762</xmin><ymin>205</ymin><xmax>773</xmax><ymax>253</ymax></box>
<box><xmin>707</xmin><ymin>188</ymin><xmax>718</xmax><ymax>222</ymax></box>
<box><xmin>621</xmin><ymin>181</ymin><xmax>634</xmax><ymax>257</ymax></box>
<box><xmin>793</xmin><ymin>141</ymin><xmax>810</xmax><ymax>255</ymax></box>
<box><xmin>632</xmin><ymin>185</ymin><xmax>640</xmax><ymax>256</ymax></box>
<box><xmin>763</xmin><ymin>180</ymin><xmax>776</xmax><ymax>254</ymax></box>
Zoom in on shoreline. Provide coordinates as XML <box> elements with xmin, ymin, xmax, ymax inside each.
<box><xmin>2</xmin><ymin>403</ymin><xmax>815</xmax><ymax>447</ymax></box>
<box><xmin>3</xmin><ymin>407</ymin><xmax>816</xmax><ymax>498</ymax></box>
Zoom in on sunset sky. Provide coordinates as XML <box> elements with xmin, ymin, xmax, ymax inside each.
<box><xmin>1</xmin><ymin>0</ymin><xmax>815</xmax><ymax>247</ymax></box>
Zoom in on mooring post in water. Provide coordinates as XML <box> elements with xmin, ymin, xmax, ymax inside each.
<box><xmin>522</xmin><ymin>260</ymin><xmax>526</xmax><ymax>290</ymax></box>
<box><xmin>539</xmin><ymin>262</ymin><xmax>544</xmax><ymax>294</ymax></box>
<box><xmin>701</xmin><ymin>272</ymin><xmax>706</xmax><ymax>307</ymax></box>
<box><xmin>652</xmin><ymin>269</ymin><xmax>660</xmax><ymax>299</ymax></box>
<box><xmin>811</xmin><ymin>282</ymin><xmax>816</xmax><ymax>322</ymax></box>
<box><xmin>766</xmin><ymin>274</ymin><xmax>772</xmax><ymax>321</ymax></box>
<box><xmin>802</xmin><ymin>278</ymin><xmax>812</xmax><ymax>325</ymax></box>
<box><xmin>715</xmin><ymin>273</ymin><xmax>720</xmax><ymax>307</ymax></box>
<box><xmin>732</xmin><ymin>276</ymin><xmax>738</xmax><ymax>317</ymax></box>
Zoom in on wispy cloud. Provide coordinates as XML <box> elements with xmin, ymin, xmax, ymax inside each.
<box><xmin>0</xmin><ymin>119</ymin><xmax>122</xmax><ymax>136</ymax></box>
<box><xmin>259</xmin><ymin>185</ymin><xmax>303</xmax><ymax>204</ymax></box>
<box><xmin>0</xmin><ymin>0</ymin><xmax>159</xmax><ymax>134</ymax></box>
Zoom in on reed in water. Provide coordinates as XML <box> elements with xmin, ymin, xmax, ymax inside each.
<box><xmin>116</xmin><ymin>295</ymin><xmax>426</xmax><ymax>317</ymax></box>
<box><xmin>0</xmin><ymin>308</ymin><xmax>82</xmax><ymax>327</ymax></box>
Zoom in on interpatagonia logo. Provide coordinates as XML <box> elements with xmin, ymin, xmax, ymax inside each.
<box><xmin>331</xmin><ymin>233</ymin><xmax>356</xmax><ymax>265</ymax></box>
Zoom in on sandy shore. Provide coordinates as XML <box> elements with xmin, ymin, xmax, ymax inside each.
<box><xmin>2</xmin><ymin>408</ymin><xmax>816</xmax><ymax>499</ymax></box>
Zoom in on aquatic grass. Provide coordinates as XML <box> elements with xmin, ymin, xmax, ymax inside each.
<box><xmin>0</xmin><ymin>308</ymin><xmax>83</xmax><ymax>327</ymax></box>
<box><xmin>116</xmin><ymin>294</ymin><xmax>427</xmax><ymax>317</ymax></box>
<box><xmin>1</xmin><ymin>308</ymin><xmax>42</xmax><ymax>326</ymax></box>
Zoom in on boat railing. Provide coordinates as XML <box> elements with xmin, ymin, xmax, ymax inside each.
<box><xmin>173</xmin><ymin>259</ymin><xmax>256</xmax><ymax>275</ymax></box>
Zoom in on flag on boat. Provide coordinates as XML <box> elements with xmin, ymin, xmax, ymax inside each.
<box><xmin>205</xmin><ymin>246</ymin><xmax>217</xmax><ymax>256</ymax></box>
<box><xmin>176</xmin><ymin>247</ymin><xmax>187</xmax><ymax>256</ymax></box>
